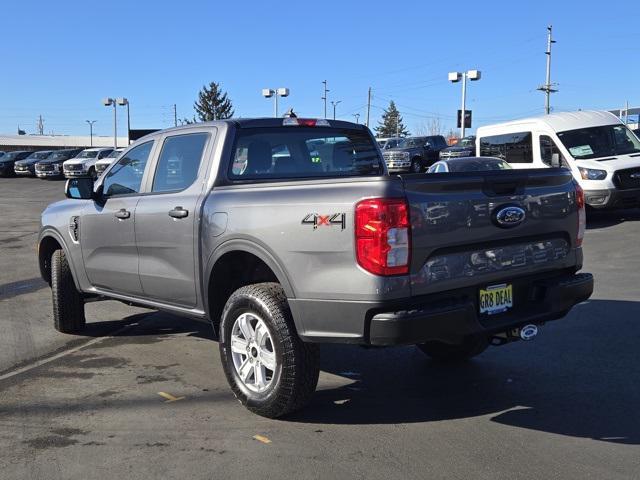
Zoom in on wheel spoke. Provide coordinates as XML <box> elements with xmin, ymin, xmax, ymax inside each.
<box><xmin>260</xmin><ymin>350</ymin><xmax>276</xmax><ymax>371</ymax></box>
<box><xmin>230</xmin><ymin>335</ymin><xmax>248</xmax><ymax>354</ymax></box>
<box><xmin>254</xmin><ymin>363</ymin><xmax>266</xmax><ymax>388</ymax></box>
<box><xmin>238</xmin><ymin>358</ymin><xmax>253</xmax><ymax>383</ymax></box>
<box><xmin>254</xmin><ymin>322</ymin><xmax>267</xmax><ymax>345</ymax></box>
<box><xmin>238</xmin><ymin>313</ymin><xmax>254</xmax><ymax>340</ymax></box>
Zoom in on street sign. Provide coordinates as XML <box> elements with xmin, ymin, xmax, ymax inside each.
<box><xmin>457</xmin><ymin>110</ymin><xmax>472</xmax><ymax>129</ymax></box>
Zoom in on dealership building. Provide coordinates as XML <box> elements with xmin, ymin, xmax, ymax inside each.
<box><xmin>0</xmin><ymin>134</ymin><xmax>129</xmax><ymax>152</ymax></box>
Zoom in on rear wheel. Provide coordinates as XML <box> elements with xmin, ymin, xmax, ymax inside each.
<box><xmin>417</xmin><ymin>336</ymin><xmax>488</xmax><ymax>362</ymax></box>
<box><xmin>51</xmin><ymin>249</ymin><xmax>86</xmax><ymax>333</ymax></box>
<box><xmin>219</xmin><ymin>282</ymin><xmax>319</xmax><ymax>418</ymax></box>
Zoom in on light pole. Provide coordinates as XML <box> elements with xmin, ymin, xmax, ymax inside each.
<box><xmin>262</xmin><ymin>88</ymin><xmax>290</xmax><ymax>117</ymax></box>
<box><xmin>448</xmin><ymin>70</ymin><xmax>481</xmax><ymax>138</ymax></box>
<box><xmin>102</xmin><ymin>97</ymin><xmax>118</xmax><ymax>148</ymax></box>
<box><xmin>85</xmin><ymin>120</ymin><xmax>96</xmax><ymax>147</ymax></box>
<box><xmin>352</xmin><ymin>113</ymin><xmax>360</xmax><ymax>124</ymax></box>
<box><xmin>331</xmin><ymin>100</ymin><xmax>341</xmax><ymax>120</ymax></box>
<box><xmin>117</xmin><ymin>98</ymin><xmax>130</xmax><ymax>144</ymax></box>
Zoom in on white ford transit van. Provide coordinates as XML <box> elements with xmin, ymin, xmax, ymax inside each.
<box><xmin>476</xmin><ymin>111</ymin><xmax>640</xmax><ymax>208</ymax></box>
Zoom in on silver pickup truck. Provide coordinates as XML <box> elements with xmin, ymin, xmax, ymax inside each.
<box><xmin>38</xmin><ymin>118</ymin><xmax>593</xmax><ymax>417</ymax></box>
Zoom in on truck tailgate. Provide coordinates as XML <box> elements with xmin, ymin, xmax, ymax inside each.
<box><xmin>400</xmin><ymin>169</ymin><xmax>580</xmax><ymax>297</ymax></box>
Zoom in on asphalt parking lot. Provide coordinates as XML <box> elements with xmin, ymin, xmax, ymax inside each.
<box><xmin>1</xmin><ymin>176</ymin><xmax>639</xmax><ymax>479</ymax></box>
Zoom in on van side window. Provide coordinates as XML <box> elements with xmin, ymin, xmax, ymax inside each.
<box><xmin>479</xmin><ymin>132</ymin><xmax>533</xmax><ymax>163</ymax></box>
<box><xmin>539</xmin><ymin>135</ymin><xmax>566</xmax><ymax>166</ymax></box>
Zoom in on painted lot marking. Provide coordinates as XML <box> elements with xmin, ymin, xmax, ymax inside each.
<box><xmin>157</xmin><ymin>391</ymin><xmax>185</xmax><ymax>403</ymax></box>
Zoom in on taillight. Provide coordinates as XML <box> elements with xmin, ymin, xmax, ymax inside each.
<box><xmin>575</xmin><ymin>183</ymin><xmax>586</xmax><ymax>247</ymax></box>
<box><xmin>355</xmin><ymin>198</ymin><xmax>410</xmax><ymax>276</ymax></box>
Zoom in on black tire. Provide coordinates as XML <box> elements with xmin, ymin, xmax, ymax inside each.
<box><xmin>51</xmin><ymin>249</ymin><xmax>86</xmax><ymax>333</ymax></box>
<box><xmin>410</xmin><ymin>157</ymin><xmax>422</xmax><ymax>173</ymax></box>
<box><xmin>417</xmin><ymin>336</ymin><xmax>488</xmax><ymax>363</ymax></box>
<box><xmin>219</xmin><ymin>282</ymin><xmax>319</xmax><ymax>418</ymax></box>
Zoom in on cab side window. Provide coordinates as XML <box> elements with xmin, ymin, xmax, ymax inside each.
<box><xmin>539</xmin><ymin>135</ymin><xmax>566</xmax><ymax>166</ymax></box>
<box><xmin>151</xmin><ymin>133</ymin><xmax>209</xmax><ymax>193</ymax></box>
<box><xmin>102</xmin><ymin>141</ymin><xmax>154</xmax><ymax>197</ymax></box>
<box><xmin>480</xmin><ymin>132</ymin><xmax>533</xmax><ymax>163</ymax></box>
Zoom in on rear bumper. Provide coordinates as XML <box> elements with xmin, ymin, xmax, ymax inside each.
<box><xmin>368</xmin><ymin>272</ymin><xmax>593</xmax><ymax>345</ymax></box>
<box><xmin>585</xmin><ymin>187</ymin><xmax>640</xmax><ymax>209</ymax></box>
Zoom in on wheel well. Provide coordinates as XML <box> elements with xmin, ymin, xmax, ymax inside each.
<box><xmin>39</xmin><ymin>236</ymin><xmax>62</xmax><ymax>285</ymax></box>
<box><xmin>208</xmin><ymin>251</ymin><xmax>279</xmax><ymax>327</ymax></box>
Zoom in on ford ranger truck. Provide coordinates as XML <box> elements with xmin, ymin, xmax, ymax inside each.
<box><xmin>38</xmin><ymin>118</ymin><xmax>593</xmax><ymax>418</ymax></box>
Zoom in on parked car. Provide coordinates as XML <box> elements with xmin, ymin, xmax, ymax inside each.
<box><xmin>477</xmin><ymin>110</ymin><xmax>640</xmax><ymax>209</ymax></box>
<box><xmin>382</xmin><ymin>137</ymin><xmax>402</xmax><ymax>150</ymax></box>
<box><xmin>383</xmin><ymin>135</ymin><xmax>448</xmax><ymax>173</ymax></box>
<box><xmin>0</xmin><ymin>150</ymin><xmax>33</xmax><ymax>176</ymax></box>
<box><xmin>39</xmin><ymin>117</ymin><xmax>592</xmax><ymax>418</ymax></box>
<box><xmin>63</xmin><ymin>147</ymin><xmax>114</xmax><ymax>178</ymax></box>
<box><xmin>35</xmin><ymin>149</ymin><xmax>83</xmax><ymax>178</ymax></box>
<box><xmin>427</xmin><ymin>156</ymin><xmax>511</xmax><ymax>173</ymax></box>
<box><xmin>94</xmin><ymin>148</ymin><xmax>124</xmax><ymax>176</ymax></box>
<box><xmin>14</xmin><ymin>150</ymin><xmax>54</xmax><ymax>176</ymax></box>
<box><xmin>439</xmin><ymin>136</ymin><xmax>476</xmax><ymax>159</ymax></box>
<box><xmin>0</xmin><ymin>151</ymin><xmax>6</xmax><ymax>159</ymax></box>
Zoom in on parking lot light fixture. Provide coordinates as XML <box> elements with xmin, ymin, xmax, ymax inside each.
<box><xmin>449</xmin><ymin>70</ymin><xmax>481</xmax><ymax>138</ymax></box>
<box><xmin>331</xmin><ymin>100</ymin><xmax>342</xmax><ymax>120</ymax></box>
<box><xmin>85</xmin><ymin>120</ymin><xmax>96</xmax><ymax>147</ymax></box>
<box><xmin>262</xmin><ymin>88</ymin><xmax>290</xmax><ymax>118</ymax></box>
<box><xmin>117</xmin><ymin>98</ymin><xmax>130</xmax><ymax>145</ymax></box>
<box><xmin>102</xmin><ymin>97</ymin><xmax>117</xmax><ymax>148</ymax></box>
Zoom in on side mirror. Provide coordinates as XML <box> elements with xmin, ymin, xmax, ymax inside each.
<box><xmin>551</xmin><ymin>153</ymin><xmax>561</xmax><ymax>168</ymax></box>
<box><xmin>424</xmin><ymin>142</ymin><xmax>432</xmax><ymax>149</ymax></box>
<box><xmin>65</xmin><ymin>177</ymin><xmax>95</xmax><ymax>200</ymax></box>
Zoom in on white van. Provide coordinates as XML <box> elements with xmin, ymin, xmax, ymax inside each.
<box><xmin>476</xmin><ymin>111</ymin><xmax>640</xmax><ymax>209</ymax></box>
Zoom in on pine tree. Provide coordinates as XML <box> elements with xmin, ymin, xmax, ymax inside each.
<box><xmin>193</xmin><ymin>82</ymin><xmax>234</xmax><ymax>121</ymax></box>
<box><xmin>375</xmin><ymin>101</ymin><xmax>410</xmax><ymax>137</ymax></box>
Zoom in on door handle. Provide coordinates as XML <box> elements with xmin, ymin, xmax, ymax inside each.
<box><xmin>114</xmin><ymin>209</ymin><xmax>130</xmax><ymax>220</ymax></box>
<box><xmin>168</xmin><ymin>206</ymin><xmax>189</xmax><ymax>219</ymax></box>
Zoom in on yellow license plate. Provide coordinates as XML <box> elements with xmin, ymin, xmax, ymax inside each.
<box><xmin>479</xmin><ymin>283</ymin><xmax>513</xmax><ymax>315</ymax></box>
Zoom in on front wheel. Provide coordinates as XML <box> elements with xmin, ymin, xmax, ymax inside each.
<box><xmin>51</xmin><ymin>249</ymin><xmax>86</xmax><ymax>333</ymax></box>
<box><xmin>417</xmin><ymin>336</ymin><xmax>488</xmax><ymax>362</ymax></box>
<box><xmin>219</xmin><ymin>282</ymin><xmax>319</xmax><ymax>418</ymax></box>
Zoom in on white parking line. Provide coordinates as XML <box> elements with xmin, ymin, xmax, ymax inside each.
<box><xmin>0</xmin><ymin>321</ymin><xmax>143</xmax><ymax>382</ymax></box>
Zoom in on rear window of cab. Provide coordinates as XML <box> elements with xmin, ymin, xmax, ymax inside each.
<box><xmin>229</xmin><ymin>127</ymin><xmax>384</xmax><ymax>180</ymax></box>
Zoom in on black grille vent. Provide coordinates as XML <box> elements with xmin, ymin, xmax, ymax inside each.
<box><xmin>613</xmin><ymin>168</ymin><xmax>640</xmax><ymax>190</ymax></box>
<box><xmin>69</xmin><ymin>216</ymin><xmax>80</xmax><ymax>242</ymax></box>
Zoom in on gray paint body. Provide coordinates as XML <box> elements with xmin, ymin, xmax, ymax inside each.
<box><xmin>39</xmin><ymin>120</ymin><xmax>583</xmax><ymax>344</ymax></box>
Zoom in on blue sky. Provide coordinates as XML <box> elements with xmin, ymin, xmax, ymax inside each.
<box><xmin>0</xmin><ymin>0</ymin><xmax>638</xmax><ymax>137</ymax></box>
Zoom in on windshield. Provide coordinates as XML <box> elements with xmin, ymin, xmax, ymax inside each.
<box><xmin>457</xmin><ymin>137</ymin><xmax>475</xmax><ymax>148</ymax></box>
<box><xmin>448</xmin><ymin>158</ymin><xmax>511</xmax><ymax>172</ymax></box>
<box><xmin>50</xmin><ymin>152</ymin><xmax>71</xmax><ymax>160</ymax></box>
<box><xmin>106</xmin><ymin>149</ymin><xmax>123</xmax><ymax>159</ymax></box>
<box><xmin>76</xmin><ymin>150</ymin><xmax>99</xmax><ymax>159</ymax></box>
<box><xmin>229</xmin><ymin>127</ymin><xmax>384</xmax><ymax>180</ymax></box>
<box><xmin>557</xmin><ymin>124</ymin><xmax>640</xmax><ymax>160</ymax></box>
<box><xmin>28</xmin><ymin>151</ymin><xmax>51</xmax><ymax>159</ymax></box>
<box><xmin>398</xmin><ymin>137</ymin><xmax>426</xmax><ymax>148</ymax></box>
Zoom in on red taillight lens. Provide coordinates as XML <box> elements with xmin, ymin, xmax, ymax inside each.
<box><xmin>575</xmin><ymin>183</ymin><xmax>586</xmax><ymax>247</ymax></box>
<box><xmin>355</xmin><ymin>198</ymin><xmax>410</xmax><ymax>276</ymax></box>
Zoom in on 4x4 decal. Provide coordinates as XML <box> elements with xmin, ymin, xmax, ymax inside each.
<box><xmin>302</xmin><ymin>213</ymin><xmax>346</xmax><ymax>230</ymax></box>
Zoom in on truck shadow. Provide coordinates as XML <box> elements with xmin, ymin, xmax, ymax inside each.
<box><xmin>587</xmin><ymin>208</ymin><xmax>640</xmax><ymax>229</ymax></box>
<box><xmin>287</xmin><ymin>299</ymin><xmax>640</xmax><ymax>445</ymax></box>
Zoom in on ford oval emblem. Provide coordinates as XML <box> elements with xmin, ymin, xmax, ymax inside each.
<box><xmin>494</xmin><ymin>205</ymin><xmax>526</xmax><ymax>228</ymax></box>
<box><xmin>519</xmin><ymin>324</ymin><xmax>538</xmax><ymax>341</ymax></box>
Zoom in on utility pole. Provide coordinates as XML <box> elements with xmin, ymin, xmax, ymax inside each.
<box><xmin>322</xmin><ymin>80</ymin><xmax>329</xmax><ymax>118</ymax></box>
<box><xmin>37</xmin><ymin>115</ymin><xmax>44</xmax><ymax>135</ymax></box>
<box><xmin>396</xmin><ymin>112</ymin><xmax>399</xmax><ymax>138</ymax></box>
<box><xmin>537</xmin><ymin>25</ymin><xmax>557</xmax><ymax>114</ymax></box>
<box><xmin>366</xmin><ymin>87</ymin><xmax>372</xmax><ymax>127</ymax></box>
<box><xmin>173</xmin><ymin>104</ymin><xmax>177</xmax><ymax>127</ymax></box>
<box><xmin>331</xmin><ymin>100</ymin><xmax>341</xmax><ymax>120</ymax></box>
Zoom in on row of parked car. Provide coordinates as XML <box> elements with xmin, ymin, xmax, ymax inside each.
<box><xmin>0</xmin><ymin>147</ymin><xmax>124</xmax><ymax>179</ymax></box>
<box><xmin>377</xmin><ymin>111</ymin><xmax>640</xmax><ymax>210</ymax></box>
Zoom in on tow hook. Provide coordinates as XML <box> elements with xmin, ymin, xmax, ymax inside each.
<box><xmin>491</xmin><ymin>324</ymin><xmax>540</xmax><ymax>345</ymax></box>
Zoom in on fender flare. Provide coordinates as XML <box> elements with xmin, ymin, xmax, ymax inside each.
<box><xmin>38</xmin><ymin>228</ymin><xmax>82</xmax><ymax>291</ymax></box>
<box><xmin>202</xmin><ymin>238</ymin><xmax>295</xmax><ymax>314</ymax></box>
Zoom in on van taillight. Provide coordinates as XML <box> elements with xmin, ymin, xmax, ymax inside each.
<box><xmin>355</xmin><ymin>198</ymin><xmax>410</xmax><ymax>276</ymax></box>
<box><xmin>575</xmin><ymin>183</ymin><xmax>586</xmax><ymax>247</ymax></box>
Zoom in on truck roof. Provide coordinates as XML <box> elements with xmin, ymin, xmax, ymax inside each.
<box><xmin>477</xmin><ymin>110</ymin><xmax>622</xmax><ymax>135</ymax></box>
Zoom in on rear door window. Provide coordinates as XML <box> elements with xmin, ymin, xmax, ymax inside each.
<box><xmin>151</xmin><ymin>133</ymin><xmax>209</xmax><ymax>192</ymax></box>
<box><xmin>229</xmin><ymin>127</ymin><xmax>384</xmax><ymax>180</ymax></box>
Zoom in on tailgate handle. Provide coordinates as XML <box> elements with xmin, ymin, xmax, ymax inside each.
<box><xmin>483</xmin><ymin>177</ymin><xmax>526</xmax><ymax>196</ymax></box>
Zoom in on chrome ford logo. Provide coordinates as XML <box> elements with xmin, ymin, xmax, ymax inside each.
<box><xmin>519</xmin><ymin>324</ymin><xmax>538</xmax><ymax>341</ymax></box>
<box><xmin>630</xmin><ymin>173</ymin><xmax>640</xmax><ymax>179</ymax></box>
<box><xmin>494</xmin><ymin>205</ymin><xmax>526</xmax><ymax>228</ymax></box>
